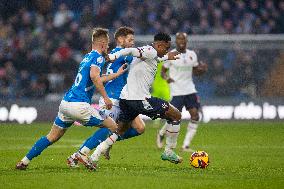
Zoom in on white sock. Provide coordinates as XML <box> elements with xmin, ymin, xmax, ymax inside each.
<box><xmin>165</xmin><ymin>123</ymin><xmax>180</xmax><ymax>152</ymax></box>
<box><xmin>90</xmin><ymin>133</ymin><xmax>118</xmax><ymax>162</ymax></box>
<box><xmin>159</xmin><ymin>122</ymin><xmax>170</xmax><ymax>136</ymax></box>
<box><xmin>21</xmin><ymin>156</ymin><xmax>30</xmax><ymax>165</ymax></box>
<box><xmin>79</xmin><ymin>146</ymin><xmax>91</xmax><ymax>155</ymax></box>
<box><xmin>183</xmin><ymin>120</ymin><xmax>198</xmax><ymax>148</ymax></box>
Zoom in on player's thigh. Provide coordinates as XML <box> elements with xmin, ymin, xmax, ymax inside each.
<box><xmin>101</xmin><ymin>105</ymin><xmax>120</xmax><ymax>122</ymax></box>
<box><xmin>170</xmin><ymin>96</ymin><xmax>184</xmax><ymax>112</ymax></box>
<box><xmin>143</xmin><ymin>97</ymin><xmax>180</xmax><ymax>120</ymax></box>
<box><xmin>101</xmin><ymin>116</ymin><xmax>118</xmax><ymax>132</ymax></box>
<box><xmin>82</xmin><ymin>105</ymin><xmax>108</xmax><ymax>127</ymax></box>
<box><xmin>131</xmin><ymin>116</ymin><xmax>145</xmax><ymax>134</ymax></box>
<box><xmin>185</xmin><ymin>94</ymin><xmax>200</xmax><ymax>121</ymax></box>
<box><xmin>118</xmin><ymin>99</ymin><xmax>140</xmax><ymax>123</ymax></box>
<box><xmin>54</xmin><ymin>100</ymin><xmax>74</xmax><ymax>129</ymax></box>
<box><xmin>165</xmin><ymin>103</ymin><xmax>182</xmax><ymax>121</ymax></box>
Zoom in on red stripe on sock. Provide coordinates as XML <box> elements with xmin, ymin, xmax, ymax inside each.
<box><xmin>109</xmin><ymin>136</ymin><xmax>114</xmax><ymax>143</ymax></box>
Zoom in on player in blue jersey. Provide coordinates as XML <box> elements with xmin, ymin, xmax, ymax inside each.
<box><xmin>67</xmin><ymin>27</ymin><xmax>145</xmax><ymax>168</ymax></box>
<box><xmin>16</xmin><ymin>28</ymin><xmax>128</xmax><ymax>170</ymax></box>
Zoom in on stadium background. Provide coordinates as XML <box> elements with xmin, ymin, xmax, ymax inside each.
<box><xmin>1</xmin><ymin>0</ymin><xmax>284</xmax><ymax>123</ymax></box>
<box><xmin>0</xmin><ymin>1</ymin><xmax>284</xmax><ymax>189</ymax></box>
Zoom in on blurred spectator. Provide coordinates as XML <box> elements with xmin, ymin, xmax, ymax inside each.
<box><xmin>0</xmin><ymin>0</ymin><xmax>283</xmax><ymax>100</ymax></box>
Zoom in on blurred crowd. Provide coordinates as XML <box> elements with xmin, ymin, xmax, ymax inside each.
<box><xmin>195</xmin><ymin>48</ymin><xmax>279</xmax><ymax>98</ymax></box>
<box><xmin>0</xmin><ymin>0</ymin><xmax>283</xmax><ymax>100</ymax></box>
<box><xmin>100</xmin><ymin>0</ymin><xmax>284</xmax><ymax>34</ymax></box>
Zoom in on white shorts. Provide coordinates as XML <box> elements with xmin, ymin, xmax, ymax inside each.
<box><xmin>99</xmin><ymin>97</ymin><xmax>121</xmax><ymax>122</ymax></box>
<box><xmin>54</xmin><ymin>100</ymin><xmax>107</xmax><ymax>128</ymax></box>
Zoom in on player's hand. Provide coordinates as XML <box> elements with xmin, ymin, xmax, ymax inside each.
<box><xmin>193</xmin><ymin>61</ymin><xmax>208</xmax><ymax>76</ymax></box>
<box><xmin>104</xmin><ymin>97</ymin><xmax>113</xmax><ymax>110</ymax></box>
<box><xmin>166</xmin><ymin>77</ymin><xmax>175</xmax><ymax>83</ymax></box>
<box><xmin>199</xmin><ymin>61</ymin><xmax>208</xmax><ymax>72</ymax></box>
<box><xmin>167</xmin><ymin>51</ymin><xmax>180</xmax><ymax>60</ymax></box>
<box><xmin>117</xmin><ymin>63</ymin><xmax>128</xmax><ymax>76</ymax></box>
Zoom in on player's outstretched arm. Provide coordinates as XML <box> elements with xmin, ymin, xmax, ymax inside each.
<box><xmin>90</xmin><ymin>66</ymin><xmax>112</xmax><ymax>110</ymax></box>
<box><xmin>107</xmin><ymin>48</ymin><xmax>142</xmax><ymax>61</ymax></box>
<box><xmin>101</xmin><ymin>64</ymin><xmax>128</xmax><ymax>83</ymax></box>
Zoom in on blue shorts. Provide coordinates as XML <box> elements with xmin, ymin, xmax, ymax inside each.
<box><xmin>171</xmin><ymin>93</ymin><xmax>200</xmax><ymax>112</ymax></box>
<box><xmin>118</xmin><ymin>97</ymin><xmax>170</xmax><ymax>122</ymax></box>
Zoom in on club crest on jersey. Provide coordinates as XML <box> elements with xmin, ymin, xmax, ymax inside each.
<box><xmin>162</xmin><ymin>103</ymin><xmax>168</xmax><ymax>109</ymax></box>
<box><xmin>97</xmin><ymin>56</ymin><xmax>103</xmax><ymax>64</ymax></box>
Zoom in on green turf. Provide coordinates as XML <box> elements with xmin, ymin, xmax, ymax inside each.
<box><xmin>0</xmin><ymin>121</ymin><xmax>284</xmax><ymax>189</ymax></box>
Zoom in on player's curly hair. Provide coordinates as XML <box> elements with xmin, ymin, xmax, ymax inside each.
<box><xmin>154</xmin><ymin>33</ymin><xmax>171</xmax><ymax>42</ymax></box>
<box><xmin>114</xmin><ymin>26</ymin><xmax>134</xmax><ymax>40</ymax></box>
<box><xmin>92</xmin><ymin>28</ymin><xmax>109</xmax><ymax>42</ymax></box>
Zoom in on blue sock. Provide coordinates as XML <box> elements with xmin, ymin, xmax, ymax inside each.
<box><xmin>26</xmin><ymin>136</ymin><xmax>52</xmax><ymax>160</ymax></box>
<box><xmin>80</xmin><ymin>128</ymin><xmax>111</xmax><ymax>151</ymax></box>
<box><xmin>118</xmin><ymin>127</ymin><xmax>141</xmax><ymax>141</ymax></box>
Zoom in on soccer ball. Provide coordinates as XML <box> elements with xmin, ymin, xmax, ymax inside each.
<box><xmin>190</xmin><ymin>151</ymin><xmax>209</xmax><ymax>168</ymax></box>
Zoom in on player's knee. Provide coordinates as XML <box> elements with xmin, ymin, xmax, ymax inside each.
<box><xmin>166</xmin><ymin>106</ymin><xmax>182</xmax><ymax>121</ymax></box>
<box><xmin>135</xmin><ymin>124</ymin><xmax>145</xmax><ymax>134</ymax></box>
<box><xmin>46</xmin><ymin>133</ymin><xmax>60</xmax><ymax>143</ymax></box>
<box><xmin>173</xmin><ymin>111</ymin><xmax>182</xmax><ymax>121</ymax></box>
<box><xmin>103</xmin><ymin>117</ymin><xmax>118</xmax><ymax>132</ymax></box>
<box><xmin>47</xmin><ymin>126</ymin><xmax>65</xmax><ymax>143</ymax></box>
<box><xmin>191</xmin><ymin>113</ymin><xmax>199</xmax><ymax>122</ymax></box>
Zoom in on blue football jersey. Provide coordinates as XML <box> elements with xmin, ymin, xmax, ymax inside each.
<box><xmin>63</xmin><ymin>50</ymin><xmax>105</xmax><ymax>104</ymax></box>
<box><xmin>105</xmin><ymin>47</ymin><xmax>133</xmax><ymax>99</ymax></box>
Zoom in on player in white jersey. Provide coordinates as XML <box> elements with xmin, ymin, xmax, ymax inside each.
<box><xmin>88</xmin><ymin>33</ymin><xmax>184</xmax><ymax>168</ymax></box>
<box><xmin>157</xmin><ymin>32</ymin><xmax>207</xmax><ymax>153</ymax></box>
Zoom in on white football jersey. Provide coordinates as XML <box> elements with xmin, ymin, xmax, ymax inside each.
<box><xmin>163</xmin><ymin>49</ymin><xmax>198</xmax><ymax>96</ymax></box>
<box><xmin>120</xmin><ymin>45</ymin><xmax>158</xmax><ymax>100</ymax></box>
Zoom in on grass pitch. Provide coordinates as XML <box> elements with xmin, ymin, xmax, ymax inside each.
<box><xmin>0</xmin><ymin>121</ymin><xmax>284</xmax><ymax>189</ymax></box>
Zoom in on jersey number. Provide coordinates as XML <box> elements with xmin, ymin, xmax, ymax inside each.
<box><xmin>106</xmin><ymin>64</ymin><xmax>114</xmax><ymax>83</ymax></box>
<box><xmin>75</xmin><ymin>73</ymin><xmax>82</xmax><ymax>86</ymax></box>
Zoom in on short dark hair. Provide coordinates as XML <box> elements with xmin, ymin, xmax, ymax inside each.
<box><xmin>114</xmin><ymin>26</ymin><xmax>134</xmax><ymax>40</ymax></box>
<box><xmin>92</xmin><ymin>28</ymin><xmax>109</xmax><ymax>42</ymax></box>
<box><xmin>154</xmin><ymin>33</ymin><xmax>171</xmax><ymax>42</ymax></box>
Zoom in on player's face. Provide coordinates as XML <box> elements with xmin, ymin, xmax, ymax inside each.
<box><xmin>123</xmin><ymin>34</ymin><xmax>134</xmax><ymax>48</ymax></box>
<box><xmin>176</xmin><ymin>33</ymin><xmax>187</xmax><ymax>51</ymax></box>
<box><xmin>102</xmin><ymin>36</ymin><xmax>109</xmax><ymax>54</ymax></box>
<box><xmin>155</xmin><ymin>41</ymin><xmax>171</xmax><ymax>57</ymax></box>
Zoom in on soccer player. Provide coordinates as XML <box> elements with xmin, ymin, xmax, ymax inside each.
<box><xmin>67</xmin><ymin>26</ymin><xmax>146</xmax><ymax>168</ymax></box>
<box><xmin>90</xmin><ymin>33</ymin><xmax>183</xmax><ymax>168</ymax></box>
<box><xmin>16</xmin><ymin>28</ymin><xmax>127</xmax><ymax>170</ymax></box>
<box><xmin>156</xmin><ymin>32</ymin><xmax>207</xmax><ymax>153</ymax></box>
